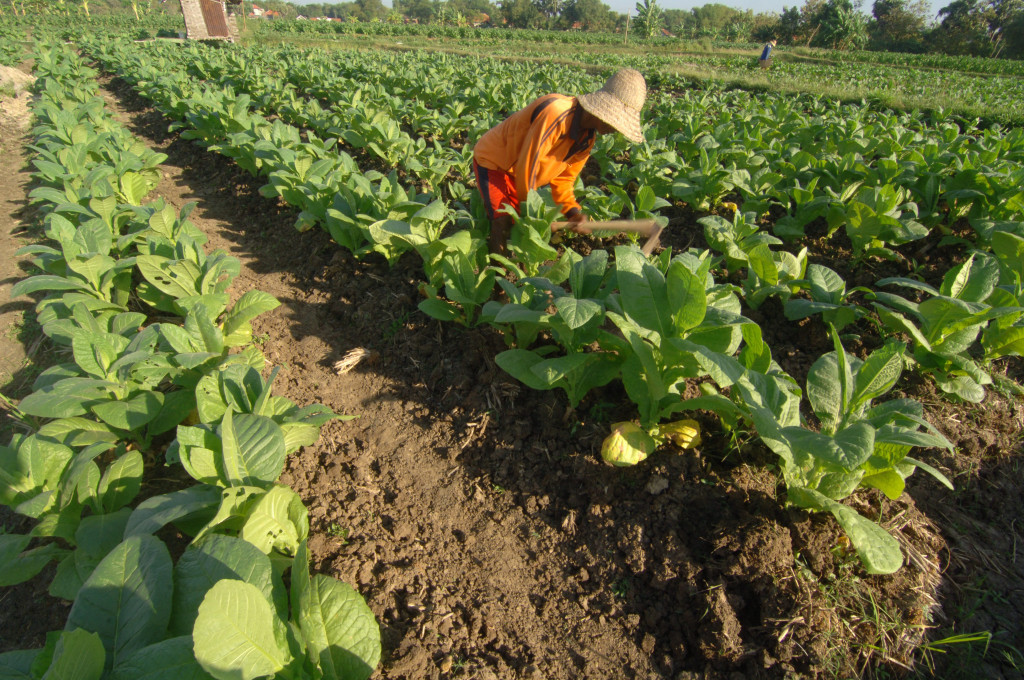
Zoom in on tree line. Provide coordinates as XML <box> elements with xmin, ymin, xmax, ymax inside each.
<box><xmin>4</xmin><ymin>0</ymin><xmax>1021</xmax><ymax>59</ymax></box>
<box><xmin>294</xmin><ymin>0</ymin><xmax>1024</xmax><ymax>59</ymax></box>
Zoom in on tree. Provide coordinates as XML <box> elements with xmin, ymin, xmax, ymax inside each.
<box><xmin>353</xmin><ymin>0</ymin><xmax>388</xmax><ymax>21</ymax></box>
<box><xmin>449</xmin><ymin>0</ymin><xmax>497</xmax><ymax>21</ymax></box>
<box><xmin>935</xmin><ymin>0</ymin><xmax>990</xmax><ymax>54</ymax></box>
<box><xmin>985</xmin><ymin>0</ymin><xmax>1024</xmax><ymax>56</ymax></box>
<box><xmin>500</xmin><ymin>0</ymin><xmax>542</xmax><ymax>27</ymax></box>
<box><xmin>690</xmin><ymin>2</ymin><xmax>740</xmax><ymax>36</ymax></box>
<box><xmin>533</xmin><ymin>0</ymin><xmax>561</xmax><ymax>28</ymax></box>
<box><xmin>1003</xmin><ymin>10</ymin><xmax>1024</xmax><ymax>57</ymax></box>
<box><xmin>814</xmin><ymin>0</ymin><xmax>869</xmax><ymax>49</ymax></box>
<box><xmin>561</xmin><ymin>0</ymin><xmax>615</xmax><ymax>31</ymax></box>
<box><xmin>396</xmin><ymin>0</ymin><xmax>436</xmax><ymax>22</ymax></box>
<box><xmin>634</xmin><ymin>0</ymin><xmax>662</xmax><ymax>38</ymax></box>
<box><xmin>662</xmin><ymin>8</ymin><xmax>686</xmax><ymax>33</ymax></box>
<box><xmin>871</xmin><ymin>0</ymin><xmax>928</xmax><ymax>46</ymax></box>
<box><xmin>775</xmin><ymin>5</ymin><xmax>803</xmax><ymax>43</ymax></box>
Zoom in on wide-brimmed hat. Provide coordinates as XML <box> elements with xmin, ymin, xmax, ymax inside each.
<box><xmin>578</xmin><ymin>68</ymin><xmax>646</xmax><ymax>144</ymax></box>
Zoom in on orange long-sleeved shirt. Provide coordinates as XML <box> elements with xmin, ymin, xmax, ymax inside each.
<box><xmin>472</xmin><ymin>94</ymin><xmax>596</xmax><ymax>215</ymax></box>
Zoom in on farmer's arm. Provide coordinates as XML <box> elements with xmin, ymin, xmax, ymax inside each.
<box><xmin>550</xmin><ymin>153</ymin><xmax>590</xmax><ymax>220</ymax></box>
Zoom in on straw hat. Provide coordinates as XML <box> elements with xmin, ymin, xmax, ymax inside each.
<box><xmin>578</xmin><ymin>68</ymin><xmax>647</xmax><ymax>144</ymax></box>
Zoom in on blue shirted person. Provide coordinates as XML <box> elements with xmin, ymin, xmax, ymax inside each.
<box><xmin>759</xmin><ymin>39</ymin><xmax>777</xmax><ymax>69</ymax></box>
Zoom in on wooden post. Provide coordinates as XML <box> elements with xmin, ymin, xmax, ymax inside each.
<box><xmin>624</xmin><ymin>12</ymin><xmax>629</xmax><ymax>44</ymax></box>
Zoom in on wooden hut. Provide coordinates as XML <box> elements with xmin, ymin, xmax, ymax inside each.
<box><xmin>179</xmin><ymin>0</ymin><xmax>240</xmax><ymax>41</ymax></box>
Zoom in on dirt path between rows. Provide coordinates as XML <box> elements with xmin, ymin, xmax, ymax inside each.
<box><xmin>94</xmin><ymin>79</ymin><xmax>675</xmax><ymax>679</ymax></box>
<box><xmin>3</xmin><ymin>57</ymin><xmax>1024</xmax><ymax>680</ymax></box>
<box><xmin>0</xmin><ymin>66</ymin><xmax>38</xmax><ymax>413</ymax></box>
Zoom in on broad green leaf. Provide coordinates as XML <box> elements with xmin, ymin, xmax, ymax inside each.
<box><xmin>0</xmin><ymin>648</ymin><xmax>39</xmax><ymax>679</ymax></box>
<box><xmin>119</xmin><ymin>172</ymin><xmax>150</xmax><ymax>205</ymax></box>
<box><xmin>192</xmin><ymin>486</ymin><xmax>265</xmax><ymax>545</ymax></box>
<box><xmin>933</xmin><ymin>373</ymin><xmax>986</xmax><ymax>403</ymax></box>
<box><xmin>67</xmin><ymin>254</ymin><xmax>116</xmax><ymax>293</ymax></box>
<box><xmin>569</xmin><ymin>249</ymin><xmax>608</xmax><ymax>299</ymax></box>
<box><xmin>614</xmin><ymin>246</ymin><xmax>673</xmax><ymax>340</ymax></box>
<box><xmin>124</xmin><ymin>485</ymin><xmax>222</xmax><ymax>538</ymax></box>
<box><xmin>171</xmin><ymin>535</ymin><xmax>274</xmax><ymax>636</ymax></box>
<box><xmin>941</xmin><ymin>253</ymin><xmax>998</xmax><ymax>303</ymax></box>
<box><xmin>41</xmin><ymin>629</ymin><xmax>105</xmax><ymax>680</ymax></box>
<box><xmin>193</xmin><ymin>580</ymin><xmax>291</xmax><ymax>680</ymax></box>
<box><xmin>850</xmin><ymin>343</ymin><xmax>903</xmax><ymax>410</ymax></box>
<box><xmin>110</xmin><ymin>637</ymin><xmax>212</xmax><ymax>680</ymax></box>
<box><xmin>0</xmin><ymin>435</ymin><xmax>72</xmax><ymax>508</ymax></box>
<box><xmin>136</xmin><ymin>255</ymin><xmax>199</xmax><ymax>301</ymax></box>
<box><xmin>18</xmin><ymin>384</ymin><xmax>107</xmax><ymax>419</ymax></box>
<box><xmin>860</xmin><ymin>469</ymin><xmax>906</xmax><ymax>500</ymax></box>
<box><xmin>807</xmin><ymin>264</ymin><xmax>845</xmax><ymax>300</ymax></box>
<box><xmin>874</xmin><ymin>307</ymin><xmax>931</xmax><ymax>351</ymax></box>
<box><xmin>239</xmin><ymin>485</ymin><xmax>309</xmax><ymax>556</ymax></box>
<box><xmin>665</xmin><ymin>260</ymin><xmax>706</xmax><ymax>334</ymax></box>
<box><xmin>297</xmin><ymin>574</ymin><xmax>381</xmax><ymax>680</ymax></box>
<box><xmin>37</xmin><ymin>417</ymin><xmax>120</xmax><ymax>447</ymax></box>
<box><xmin>219</xmin><ymin>411</ymin><xmax>288</xmax><ymax>487</ymax></box>
<box><xmin>222</xmin><ymin>291</ymin><xmax>279</xmax><ymax>340</ymax></box>
<box><xmin>0</xmin><ymin>534</ymin><xmax>64</xmax><ymax>587</ymax></box>
<box><xmin>991</xmin><ymin>230</ymin><xmax>1024</xmax><ymax>278</ymax></box>
<box><xmin>65</xmin><ymin>535</ymin><xmax>173</xmax><ymax>669</ymax></box>
<box><xmin>784</xmin><ymin>422</ymin><xmax>875</xmax><ymax>471</ymax></box>
<box><xmin>805</xmin><ymin>352</ymin><xmax>844</xmax><ymax>433</ymax></box>
<box><xmin>50</xmin><ymin>510</ymin><xmax>133</xmax><ymax>601</ymax></box>
<box><xmin>788</xmin><ymin>486</ymin><xmax>902</xmax><ymax>575</ymax></box>
<box><xmin>553</xmin><ymin>297</ymin><xmax>602</xmax><ymax>330</ymax></box>
<box><xmin>71</xmin><ymin>331</ymin><xmax>126</xmax><ymax>380</ymax></box>
<box><xmin>91</xmin><ymin>391</ymin><xmax>164</xmax><ymax>432</ymax></box>
<box><xmin>148</xmin><ymin>390</ymin><xmax>198</xmax><ymax>437</ymax></box>
<box><xmin>983</xmin><ymin>326</ymin><xmax>1024</xmax><ymax>358</ymax></box>
<box><xmin>11</xmin><ymin>275</ymin><xmax>90</xmax><ymax>297</ymax></box>
<box><xmin>185</xmin><ymin>306</ymin><xmax>225</xmax><ymax>354</ymax></box>
<box><xmin>747</xmin><ymin>243</ymin><xmax>779</xmax><ymax>285</ymax></box>
<box><xmin>494</xmin><ymin>349</ymin><xmax>553</xmax><ymax>392</ymax></box>
<box><xmin>417</xmin><ymin>297</ymin><xmax>460</xmax><ymax>322</ymax></box>
<box><xmin>98</xmin><ymin>451</ymin><xmax>144</xmax><ymax>512</ymax></box>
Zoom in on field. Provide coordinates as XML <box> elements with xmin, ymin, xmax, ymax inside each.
<box><xmin>1</xmin><ymin>19</ymin><xmax>1024</xmax><ymax>680</ymax></box>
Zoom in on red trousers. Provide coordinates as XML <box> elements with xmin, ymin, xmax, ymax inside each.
<box><xmin>473</xmin><ymin>160</ymin><xmax>519</xmax><ymax>220</ymax></box>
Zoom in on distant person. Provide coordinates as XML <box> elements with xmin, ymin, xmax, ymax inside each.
<box><xmin>760</xmin><ymin>39</ymin><xmax>777</xmax><ymax>69</ymax></box>
<box><xmin>472</xmin><ymin>69</ymin><xmax>647</xmax><ymax>255</ymax></box>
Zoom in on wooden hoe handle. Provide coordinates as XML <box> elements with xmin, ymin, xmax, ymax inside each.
<box><xmin>550</xmin><ymin>219</ymin><xmax>659</xmax><ymax>235</ymax></box>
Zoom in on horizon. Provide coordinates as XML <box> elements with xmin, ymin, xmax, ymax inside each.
<box><xmin>291</xmin><ymin>0</ymin><xmax>946</xmax><ymax>21</ymax></box>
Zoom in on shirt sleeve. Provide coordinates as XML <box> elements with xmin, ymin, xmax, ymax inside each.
<box><xmin>550</xmin><ymin>151</ymin><xmax>590</xmax><ymax>215</ymax></box>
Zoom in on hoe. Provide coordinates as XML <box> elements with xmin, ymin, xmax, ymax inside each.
<box><xmin>550</xmin><ymin>219</ymin><xmax>663</xmax><ymax>256</ymax></box>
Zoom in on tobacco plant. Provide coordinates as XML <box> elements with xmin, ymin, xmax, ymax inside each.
<box><xmin>868</xmin><ymin>253</ymin><xmax>1023</xmax><ymax>401</ymax></box>
<box><xmin>683</xmin><ymin>328</ymin><xmax>952</xmax><ymax>574</ymax></box>
<box><xmin>784</xmin><ymin>264</ymin><xmax>872</xmax><ymax>333</ymax></box>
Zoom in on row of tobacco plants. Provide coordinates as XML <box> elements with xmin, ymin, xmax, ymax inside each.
<box><xmin>83</xmin><ymin>35</ymin><xmax>1024</xmax><ymax>575</ymax></box>
<box><xmin>1</xmin><ymin>41</ymin><xmax>381</xmax><ymax>680</ymax></box>
<box><xmin>252</xmin><ymin>19</ymin><xmax>1024</xmax><ymax>124</ymax></box>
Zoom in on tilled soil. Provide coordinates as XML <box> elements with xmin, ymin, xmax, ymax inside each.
<box><xmin>1</xmin><ymin>64</ymin><xmax>1023</xmax><ymax>680</ymax></box>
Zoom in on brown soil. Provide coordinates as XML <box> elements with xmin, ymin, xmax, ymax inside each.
<box><xmin>2</xmin><ymin>64</ymin><xmax>1023</xmax><ymax>680</ymax></box>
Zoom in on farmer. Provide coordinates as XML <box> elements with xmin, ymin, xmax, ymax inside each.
<box><xmin>759</xmin><ymin>39</ymin><xmax>777</xmax><ymax>69</ymax></box>
<box><xmin>472</xmin><ymin>68</ymin><xmax>647</xmax><ymax>255</ymax></box>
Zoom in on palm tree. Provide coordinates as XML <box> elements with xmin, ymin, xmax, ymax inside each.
<box><xmin>634</xmin><ymin>0</ymin><xmax>662</xmax><ymax>39</ymax></box>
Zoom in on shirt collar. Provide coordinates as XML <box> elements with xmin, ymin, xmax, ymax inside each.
<box><xmin>566</xmin><ymin>100</ymin><xmax>595</xmax><ymax>158</ymax></box>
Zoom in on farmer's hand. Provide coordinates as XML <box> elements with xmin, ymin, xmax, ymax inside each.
<box><xmin>565</xmin><ymin>208</ymin><xmax>587</xmax><ymax>233</ymax></box>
